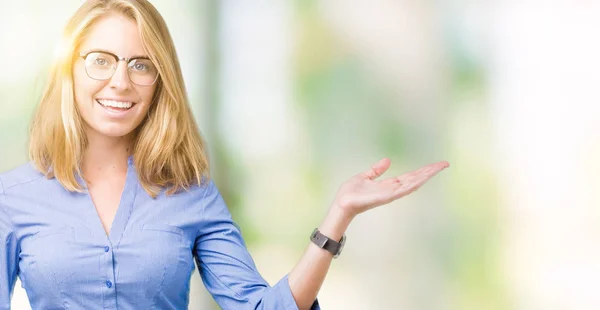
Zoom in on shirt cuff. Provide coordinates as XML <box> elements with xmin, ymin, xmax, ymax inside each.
<box><xmin>275</xmin><ymin>274</ymin><xmax>321</xmax><ymax>310</ymax></box>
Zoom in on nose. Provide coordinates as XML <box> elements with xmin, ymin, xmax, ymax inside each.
<box><xmin>108</xmin><ymin>61</ymin><xmax>132</xmax><ymax>91</ymax></box>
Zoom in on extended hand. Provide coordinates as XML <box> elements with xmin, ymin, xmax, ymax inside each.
<box><xmin>332</xmin><ymin>158</ymin><xmax>449</xmax><ymax>219</ymax></box>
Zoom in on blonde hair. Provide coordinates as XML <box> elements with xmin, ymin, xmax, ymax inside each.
<box><xmin>29</xmin><ymin>0</ymin><xmax>209</xmax><ymax>197</ymax></box>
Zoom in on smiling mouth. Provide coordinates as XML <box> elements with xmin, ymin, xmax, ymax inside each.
<box><xmin>96</xmin><ymin>99</ymin><xmax>137</xmax><ymax>111</ymax></box>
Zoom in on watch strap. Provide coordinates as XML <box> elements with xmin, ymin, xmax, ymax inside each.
<box><xmin>310</xmin><ymin>228</ymin><xmax>346</xmax><ymax>258</ymax></box>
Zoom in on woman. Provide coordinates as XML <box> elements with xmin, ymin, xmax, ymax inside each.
<box><xmin>0</xmin><ymin>0</ymin><xmax>449</xmax><ymax>309</ymax></box>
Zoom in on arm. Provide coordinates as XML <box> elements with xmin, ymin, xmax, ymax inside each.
<box><xmin>194</xmin><ymin>180</ymin><xmax>319</xmax><ymax>310</ymax></box>
<box><xmin>195</xmin><ymin>159</ymin><xmax>448</xmax><ymax>309</ymax></box>
<box><xmin>288</xmin><ymin>158</ymin><xmax>449</xmax><ymax>309</ymax></box>
<box><xmin>0</xmin><ymin>181</ymin><xmax>19</xmax><ymax>310</ymax></box>
<box><xmin>287</xmin><ymin>206</ymin><xmax>351</xmax><ymax>310</ymax></box>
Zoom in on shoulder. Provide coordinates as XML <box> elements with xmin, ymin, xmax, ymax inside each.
<box><xmin>167</xmin><ymin>178</ymin><xmax>218</xmax><ymax>205</ymax></box>
<box><xmin>0</xmin><ymin>163</ymin><xmax>41</xmax><ymax>227</ymax></box>
<box><xmin>0</xmin><ymin>161</ymin><xmax>46</xmax><ymax>193</ymax></box>
<box><xmin>193</xmin><ymin>178</ymin><xmax>221</xmax><ymax>202</ymax></box>
<box><xmin>191</xmin><ymin>178</ymin><xmax>230</xmax><ymax>216</ymax></box>
<box><xmin>167</xmin><ymin>178</ymin><xmax>225</xmax><ymax>211</ymax></box>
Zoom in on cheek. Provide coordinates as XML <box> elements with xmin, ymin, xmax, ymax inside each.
<box><xmin>137</xmin><ymin>86</ymin><xmax>157</xmax><ymax>112</ymax></box>
<box><xmin>73</xmin><ymin>66</ymin><xmax>104</xmax><ymax>107</ymax></box>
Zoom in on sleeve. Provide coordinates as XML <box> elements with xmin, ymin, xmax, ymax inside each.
<box><xmin>0</xmin><ymin>181</ymin><xmax>19</xmax><ymax>310</ymax></box>
<box><xmin>193</xmin><ymin>180</ymin><xmax>320</xmax><ymax>310</ymax></box>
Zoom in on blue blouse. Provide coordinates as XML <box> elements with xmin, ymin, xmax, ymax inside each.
<box><xmin>0</xmin><ymin>157</ymin><xmax>320</xmax><ymax>310</ymax></box>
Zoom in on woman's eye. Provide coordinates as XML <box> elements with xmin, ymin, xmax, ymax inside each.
<box><xmin>133</xmin><ymin>63</ymin><xmax>147</xmax><ymax>71</ymax></box>
<box><xmin>95</xmin><ymin>58</ymin><xmax>108</xmax><ymax>66</ymax></box>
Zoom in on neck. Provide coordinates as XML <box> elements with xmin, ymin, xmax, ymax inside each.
<box><xmin>82</xmin><ymin>128</ymin><xmax>133</xmax><ymax>178</ymax></box>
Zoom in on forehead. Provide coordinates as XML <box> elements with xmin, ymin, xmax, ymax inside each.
<box><xmin>80</xmin><ymin>13</ymin><xmax>146</xmax><ymax>57</ymax></box>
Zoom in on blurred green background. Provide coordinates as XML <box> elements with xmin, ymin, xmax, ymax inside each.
<box><xmin>2</xmin><ymin>1</ymin><xmax>600</xmax><ymax>309</ymax></box>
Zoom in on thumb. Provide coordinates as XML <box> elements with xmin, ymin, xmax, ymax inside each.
<box><xmin>362</xmin><ymin>158</ymin><xmax>391</xmax><ymax>180</ymax></box>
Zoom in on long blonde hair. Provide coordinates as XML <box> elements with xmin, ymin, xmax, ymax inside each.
<box><xmin>29</xmin><ymin>0</ymin><xmax>209</xmax><ymax>197</ymax></box>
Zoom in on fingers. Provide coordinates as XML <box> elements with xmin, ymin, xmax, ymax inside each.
<box><xmin>351</xmin><ymin>160</ymin><xmax>449</xmax><ymax>209</ymax></box>
<box><xmin>393</xmin><ymin>161</ymin><xmax>449</xmax><ymax>193</ymax></box>
<box><xmin>363</xmin><ymin>158</ymin><xmax>391</xmax><ymax>180</ymax></box>
<box><xmin>411</xmin><ymin>161</ymin><xmax>449</xmax><ymax>179</ymax></box>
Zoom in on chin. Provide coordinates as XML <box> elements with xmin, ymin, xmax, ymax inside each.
<box><xmin>89</xmin><ymin>124</ymin><xmax>137</xmax><ymax>139</ymax></box>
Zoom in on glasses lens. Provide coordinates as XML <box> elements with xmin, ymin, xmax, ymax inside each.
<box><xmin>128</xmin><ymin>58</ymin><xmax>158</xmax><ymax>86</ymax></box>
<box><xmin>83</xmin><ymin>52</ymin><xmax>116</xmax><ymax>80</ymax></box>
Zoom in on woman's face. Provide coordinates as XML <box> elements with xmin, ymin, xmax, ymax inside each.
<box><xmin>73</xmin><ymin>13</ymin><xmax>157</xmax><ymax>140</ymax></box>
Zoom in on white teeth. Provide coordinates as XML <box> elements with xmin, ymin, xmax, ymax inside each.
<box><xmin>97</xmin><ymin>99</ymin><xmax>134</xmax><ymax>109</ymax></box>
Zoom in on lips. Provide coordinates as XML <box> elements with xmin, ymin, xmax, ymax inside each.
<box><xmin>96</xmin><ymin>99</ymin><xmax>137</xmax><ymax>110</ymax></box>
<box><xmin>95</xmin><ymin>99</ymin><xmax>138</xmax><ymax>118</ymax></box>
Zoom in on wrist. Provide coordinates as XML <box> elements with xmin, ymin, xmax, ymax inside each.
<box><xmin>317</xmin><ymin>204</ymin><xmax>354</xmax><ymax>241</ymax></box>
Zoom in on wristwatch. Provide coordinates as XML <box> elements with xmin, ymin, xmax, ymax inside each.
<box><xmin>310</xmin><ymin>228</ymin><xmax>346</xmax><ymax>258</ymax></box>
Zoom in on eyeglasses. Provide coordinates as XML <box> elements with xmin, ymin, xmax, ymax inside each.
<box><xmin>79</xmin><ymin>50</ymin><xmax>159</xmax><ymax>86</ymax></box>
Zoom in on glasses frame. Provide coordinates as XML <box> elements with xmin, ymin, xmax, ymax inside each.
<box><xmin>78</xmin><ymin>50</ymin><xmax>160</xmax><ymax>86</ymax></box>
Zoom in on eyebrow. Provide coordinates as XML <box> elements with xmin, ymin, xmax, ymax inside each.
<box><xmin>84</xmin><ymin>48</ymin><xmax>151</xmax><ymax>60</ymax></box>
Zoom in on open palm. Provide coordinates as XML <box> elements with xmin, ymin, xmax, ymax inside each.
<box><xmin>333</xmin><ymin>158</ymin><xmax>449</xmax><ymax>218</ymax></box>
